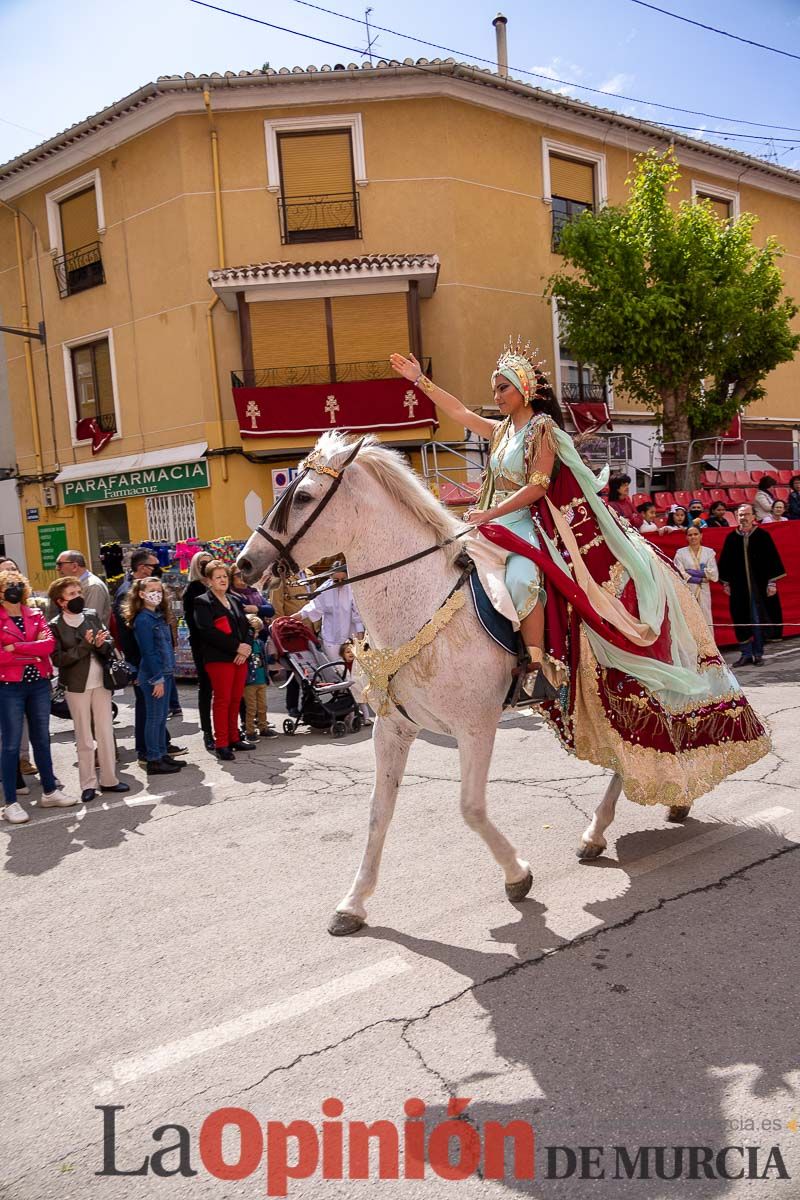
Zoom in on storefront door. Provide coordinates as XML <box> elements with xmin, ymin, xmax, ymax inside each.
<box><xmin>85</xmin><ymin>503</ymin><xmax>130</xmax><ymax>573</ymax></box>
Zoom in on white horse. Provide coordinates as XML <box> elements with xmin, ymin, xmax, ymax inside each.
<box><xmin>238</xmin><ymin>432</ymin><xmax>624</xmax><ymax>935</ymax></box>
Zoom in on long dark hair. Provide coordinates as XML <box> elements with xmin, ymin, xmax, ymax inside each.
<box><xmin>608</xmin><ymin>473</ymin><xmax>631</xmax><ymax>502</ymax></box>
<box><xmin>531</xmin><ymin>371</ymin><xmax>565</xmax><ymax>429</ymax></box>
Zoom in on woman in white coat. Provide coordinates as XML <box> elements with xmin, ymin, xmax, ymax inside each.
<box><xmin>674</xmin><ymin>526</ymin><xmax>719</xmax><ymax>628</ymax></box>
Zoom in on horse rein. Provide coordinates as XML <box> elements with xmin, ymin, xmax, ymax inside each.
<box><xmin>252</xmin><ymin>437</ymin><xmax>473</xmax><ymax>596</ymax></box>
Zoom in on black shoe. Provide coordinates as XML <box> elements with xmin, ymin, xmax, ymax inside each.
<box><xmin>167</xmin><ymin>742</ymin><xmax>188</xmax><ymax>755</ymax></box>
<box><xmin>231</xmin><ymin>740</ymin><xmax>256</xmax><ymax>751</ymax></box>
<box><xmin>81</xmin><ymin>788</ymin><xmax>97</xmax><ymax>804</ymax></box>
<box><xmin>260</xmin><ymin>728</ymin><xmax>280</xmax><ymax>738</ymax></box>
<box><xmin>753</xmin><ymin>656</ymin><xmax>763</xmax><ymax>665</ymax></box>
<box><xmin>147</xmin><ymin>760</ymin><xmax>181</xmax><ymax>775</ymax></box>
<box><xmin>731</xmin><ymin>655</ymin><xmax>753</xmax><ymax>668</ymax></box>
<box><xmin>203</xmin><ymin>734</ymin><xmax>216</xmax><ymax>752</ymax></box>
<box><xmin>168</xmin><ymin>709</ymin><xmax>184</xmax><ymax>719</ymax></box>
<box><xmin>216</xmin><ymin>747</ymin><xmax>235</xmax><ymax>762</ymax></box>
<box><xmin>100</xmin><ymin>782</ymin><xmax>130</xmax><ymax>794</ymax></box>
<box><xmin>160</xmin><ymin>756</ymin><xmax>186</xmax><ymax>769</ymax></box>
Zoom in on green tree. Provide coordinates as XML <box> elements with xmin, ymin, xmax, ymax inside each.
<box><xmin>547</xmin><ymin>148</ymin><xmax>799</xmax><ymax>486</ymax></box>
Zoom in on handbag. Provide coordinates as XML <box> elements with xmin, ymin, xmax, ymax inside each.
<box><xmin>50</xmin><ymin>682</ymin><xmax>71</xmax><ymax>720</ymax></box>
<box><xmin>107</xmin><ymin>649</ymin><xmax>136</xmax><ymax>690</ymax></box>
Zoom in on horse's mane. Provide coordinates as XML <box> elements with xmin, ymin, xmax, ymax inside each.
<box><xmin>315</xmin><ymin>431</ymin><xmax>462</xmax><ymax>555</ymax></box>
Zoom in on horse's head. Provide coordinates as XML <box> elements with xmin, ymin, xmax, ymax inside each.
<box><xmin>237</xmin><ymin>433</ymin><xmax>365</xmax><ymax>585</ymax></box>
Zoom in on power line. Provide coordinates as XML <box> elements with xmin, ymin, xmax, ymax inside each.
<box><xmin>624</xmin><ymin>0</ymin><xmax>800</xmax><ymax>62</ymax></box>
<box><xmin>187</xmin><ymin>1</ymin><xmax>800</xmax><ymax>145</ymax></box>
<box><xmin>282</xmin><ymin>0</ymin><xmax>800</xmax><ymax>134</ymax></box>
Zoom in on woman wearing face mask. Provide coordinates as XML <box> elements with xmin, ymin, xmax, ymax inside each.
<box><xmin>122</xmin><ymin>578</ymin><xmax>183</xmax><ymax>776</ymax></box>
<box><xmin>0</xmin><ymin>569</ymin><xmax>77</xmax><ymax>823</ymax></box>
<box><xmin>48</xmin><ymin>579</ymin><xmax>130</xmax><ymax>804</ymax></box>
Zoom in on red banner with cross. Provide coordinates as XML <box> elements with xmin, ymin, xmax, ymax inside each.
<box><xmin>232</xmin><ymin>378</ymin><xmax>439</xmax><ymax>439</ymax></box>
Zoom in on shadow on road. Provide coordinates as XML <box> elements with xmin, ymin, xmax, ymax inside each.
<box><xmin>364</xmin><ymin>820</ymin><xmax>799</xmax><ymax>1196</ymax></box>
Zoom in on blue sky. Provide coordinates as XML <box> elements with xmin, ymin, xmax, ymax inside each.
<box><xmin>1</xmin><ymin>0</ymin><xmax>799</xmax><ymax>169</ymax></box>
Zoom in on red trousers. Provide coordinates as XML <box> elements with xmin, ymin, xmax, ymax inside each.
<box><xmin>205</xmin><ymin>661</ymin><xmax>248</xmax><ymax>748</ymax></box>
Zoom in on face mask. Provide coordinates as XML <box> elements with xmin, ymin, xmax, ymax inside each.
<box><xmin>143</xmin><ymin>590</ymin><xmax>163</xmax><ymax>606</ymax></box>
<box><xmin>3</xmin><ymin>583</ymin><xmax>24</xmax><ymax>604</ymax></box>
<box><xmin>65</xmin><ymin>596</ymin><xmax>85</xmax><ymax>614</ymax></box>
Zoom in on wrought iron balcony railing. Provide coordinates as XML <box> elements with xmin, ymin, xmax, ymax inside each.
<box><xmin>232</xmin><ymin>358</ymin><xmax>431</xmax><ymax>389</ymax></box>
<box><xmin>277</xmin><ymin>191</ymin><xmax>362</xmax><ymax>245</ymax></box>
<box><xmin>53</xmin><ymin>241</ymin><xmax>105</xmax><ymax>298</ymax></box>
<box><xmin>560</xmin><ymin>381</ymin><xmax>608</xmax><ymax>404</ymax></box>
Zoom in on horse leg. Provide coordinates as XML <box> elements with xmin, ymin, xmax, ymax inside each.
<box><xmin>328</xmin><ymin>718</ymin><xmax>415</xmax><ymax>936</ymax></box>
<box><xmin>458</xmin><ymin>728</ymin><xmax>533</xmax><ymax>902</ymax></box>
<box><xmin>578</xmin><ymin>772</ymin><xmax>623</xmax><ymax>860</ymax></box>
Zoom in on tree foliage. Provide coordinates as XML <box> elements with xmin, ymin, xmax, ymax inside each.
<box><xmin>547</xmin><ymin>149</ymin><xmax>799</xmax><ymax>472</ymax></box>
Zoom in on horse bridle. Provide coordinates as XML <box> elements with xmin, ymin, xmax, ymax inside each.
<box><xmin>252</xmin><ymin>438</ymin><xmax>365</xmax><ymax>578</ymax></box>
<box><xmin>251</xmin><ymin>437</ymin><xmax>471</xmax><ymax>591</ymax></box>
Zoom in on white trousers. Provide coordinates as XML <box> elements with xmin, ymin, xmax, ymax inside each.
<box><xmin>65</xmin><ymin>686</ymin><xmax>117</xmax><ymax>790</ymax></box>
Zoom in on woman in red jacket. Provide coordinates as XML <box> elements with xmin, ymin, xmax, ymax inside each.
<box><xmin>0</xmin><ymin>569</ymin><xmax>77</xmax><ymax>823</ymax></box>
<box><xmin>606</xmin><ymin>473</ymin><xmax>644</xmax><ymax>528</ymax></box>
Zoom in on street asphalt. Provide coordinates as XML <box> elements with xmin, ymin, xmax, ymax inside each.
<box><xmin>2</xmin><ymin>643</ymin><xmax>799</xmax><ymax>1199</ymax></box>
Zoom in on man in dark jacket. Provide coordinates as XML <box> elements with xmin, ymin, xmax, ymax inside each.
<box><xmin>718</xmin><ymin>505</ymin><xmax>786</xmax><ymax>667</ymax></box>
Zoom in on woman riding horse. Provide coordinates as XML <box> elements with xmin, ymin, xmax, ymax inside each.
<box><xmin>390</xmin><ymin>342</ymin><xmax>768</xmax><ymax>823</ymax></box>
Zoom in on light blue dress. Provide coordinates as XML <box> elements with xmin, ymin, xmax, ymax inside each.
<box><xmin>485</xmin><ymin>419</ymin><xmax>545</xmax><ymax>620</ymax></box>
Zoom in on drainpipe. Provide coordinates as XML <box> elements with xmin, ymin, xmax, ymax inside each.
<box><xmin>0</xmin><ymin>199</ymin><xmax>43</xmax><ymax>476</ymax></box>
<box><xmin>493</xmin><ymin>13</ymin><xmax>509</xmax><ymax>79</ymax></box>
<box><xmin>203</xmin><ymin>88</ymin><xmax>229</xmax><ymax>482</ymax></box>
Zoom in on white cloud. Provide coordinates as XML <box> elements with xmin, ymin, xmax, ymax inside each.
<box><xmin>599</xmin><ymin>73</ymin><xmax>634</xmax><ymax>95</ymax></box>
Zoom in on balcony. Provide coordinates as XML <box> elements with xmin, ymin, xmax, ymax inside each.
<box><xmin>232</xmin><ymin>358</ymin><xmax>430</xmax><ymax>389</ymax></box>
<box><xmin>53</xmin><ymin>241</ymin><xmax>105</xmax><ymax>299</ymax></box>
<box><xmin>277</xmin><ymin>191</ymin><xmax>361</xmax><ymax>245</ymax></box>
<box><xmin>560</xmin><ymin>381</ymin><xmax>608</xmax><ymax>404</ymax></box>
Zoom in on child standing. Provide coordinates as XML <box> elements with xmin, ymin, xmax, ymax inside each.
<box><xmin>243</xmin><ymin>638</ymin><xmax>277</xmax><ymax>739</ymax></box>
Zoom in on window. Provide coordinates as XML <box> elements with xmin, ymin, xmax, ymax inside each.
<box><xmin>50</xmin><ymin>181</ymin><xmax>105</xmax><ymax>297</ymax></box>
<box><xmin>71</xmin><ymin>338</ymin><xmax>116</xmax><ymax>437</ymax></box>
<box><xmin>146</xmin><ymin>493</ymin><xmax>198</xmax><ymax>542</ymax></box>
<box><xmin>276</xmin><ymin>129</ymin><xmax>360</xmax><ymax>244</ymax></box>
<box><xmin>691</xmin><ymin>180</ymin><xmax>739</xmax><ymax>222</ymax></box>
<box><xmin>558</xmin><ymin>336</ymin><xmax>607</xmax><ymax>404</ymax></box>
<box><xmin>549</xmin><ymin>156</ymin><xmax>594</xmax><ymax>250</ymax></box>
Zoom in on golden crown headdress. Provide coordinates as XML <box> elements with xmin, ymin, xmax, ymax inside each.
<box><xmin>492</xmin><ymin>335</ymin><xmax>551</xmax><ymax>403</ymax></box>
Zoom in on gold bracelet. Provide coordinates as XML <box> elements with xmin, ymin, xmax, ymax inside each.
<box><xmin>414</xmin><ymin>373</ymin><xmax>436</xmax><ymax>397</ymax></box>
<box><xmin>529</xmin><ymin>470</ymin><xmax>551</xmax><ymax>490</ymax></box>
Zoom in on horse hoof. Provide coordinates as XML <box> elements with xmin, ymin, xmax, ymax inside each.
<box><xmin>505</xmin><ymin>871</ymin><xmax>533</xmax><ymax>902</ymax></box>
<box><xmin>577</xmin><ymin>839</ymin><xmax>606</xmax><ymax>861</ymax></box>
<box><xmin>328</xmin><ymin>911</ymin><xmax>365</xmax><ymax>937</ymax></box>
<box><xmin>667</xmin><ymin>805</ymin><xmax>691</xmax><ymax>823</ymax></box>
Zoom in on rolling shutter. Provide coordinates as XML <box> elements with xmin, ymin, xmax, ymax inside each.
<box><xmin>278</xmin><ymin>130</ymin><xmax>354</xmax><ymax>198</ymax></box>
<box><xmin>697</xmin><ymin>193</ymin><xmax>731</xmax><ymax>221</ymax></box>
<box><xmin>549</xmin><ymin>156</ymin><xmax>594</xmax><ymax>205</ymax></box>
<box><xmin>330</xmin><ymin>293</ymin><xmax>408</xmax><ymax>365</ymax></box>
<box><xmin>250</xmin><ymin>300</ymin><xmax>328</xmax><ymax>370</ymax></box>
<box><xmin>60</xmin><ymin>187</ymin><xmax>98</xmax><ymax>254</ymax></box>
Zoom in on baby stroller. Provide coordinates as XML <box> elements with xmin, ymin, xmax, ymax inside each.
<box><xmin>270</xmin><ymin>616</ymin><xmax>362</xmax><ymax>737</ymax></box>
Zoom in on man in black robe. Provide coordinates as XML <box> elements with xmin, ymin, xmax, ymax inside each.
<box><xmin>718</xmin><ymin>504</ymin><xmax>786</xmax><ymax>666</ymax></box>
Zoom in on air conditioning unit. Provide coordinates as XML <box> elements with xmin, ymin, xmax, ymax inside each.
<box><xmin>42</xmin><ymin>485</ymin><xmax>58</xmax><ymax>508</ymax></box>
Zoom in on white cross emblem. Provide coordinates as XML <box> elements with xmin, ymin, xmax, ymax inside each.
<box><xmin>404</xmin><ymin>389</ymin><xmax>419</xmax><ymax>420</ymax></box>
<box><xmin>325</xmin><ymin>394</ymin><xmax>340</xmax><ymax>425</ymax></box>
<box><xmin>245</xmin><ymin>399</ymin><xmax>261</xmax><ymax>430</ymax></box>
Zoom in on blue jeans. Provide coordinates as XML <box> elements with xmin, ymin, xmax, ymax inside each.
<box><xmin>0</xmin><ymin>678</ymin><xmax>58</xmax><ymax>805</ymax></box>
<box><xmin>138</xmin><ymin>682</ymin><xmax>170</xmax><ymax>762</ymax></box>
<box><xmin>740</xmin><ymin>594</ymin><xmax>765</xmax><ymax>661</ymax></box>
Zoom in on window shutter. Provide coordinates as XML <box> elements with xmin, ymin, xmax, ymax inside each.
<box><xmin>549</xmin><ymin>156</ymin><xmax>595</xmax><ymax>205</ymax></box>
<box><xmin>330</xmin><ymin>293</ymin><xmax>408</xmax><ymax>366</ymax></box>
<box><xmin>93</xmin><ymin>340</ymin><xmax>114</xmax><ymax>417</ymax></box>
<box><xmin>249</xmin><ymin>299</ymin><xmax>328</xmax><ymax>370</ymax></box>
<box><xmin>698</xmin><ymin>193</ymin><xmax>731</xmax><ymax>221</ymax></box>
<box><xmin>60</xmin><ymin>188</ymin><xmax>98</xmax><ymax>254</ymax></box>
<box><xmin>278</xmin><ymin>131</ymin><xmax>354</xmax><ymax>198</ymax></box>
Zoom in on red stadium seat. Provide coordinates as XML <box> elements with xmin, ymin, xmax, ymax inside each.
<box><xmin>750</xmin><ymin>471</ymin><xmax>764</xmax><ymax>484</ymax></box>
<box><xmin>774</xmin><ymin>486</ymin><xmax>789</xmax><ymax>502</ymax></box>
<box><xmin>654</xmin><ymin>492</ymin><xmax>674</xmax><ymax>511</ymax></box>
<box><xmin>718</xmin><ymin>471</ymin><xmax>738</xmax><ymax>486</ymax></box>
<box><xmin>439</xmin><ymin>481</ymin><xmax>480</xmax><ymax>506</ymax></box>
<box><xmin>632</xmin><ymin>492</ymin><xmax>652</xmax><ymax>509</ymax></box>
<box><xmin>701</xmin><ymin>470</ymin><xmax>721</xmax><ymax>486</ymax></box>
<box><xmin>745</xmin><ymin>487</ymin><xmax>757</xmax><ymax>502</ymax></box>
<box><xmin>777</xmin><ymin>470</ymin><xmax>795</xmax><ymax>485</ymax></box>
<box><xmin>723</xmin><ymin>512</ymin><xmax>736</xmax><ymax>525</ymax></box>
<box><xmin>673</xmin><ymin>490</ymin><xmax>693</xmax><ymax>508</ymax></box>
<box><xmin>728</xmin><ymin>488</ymin><xmax>749</xmax><ymax>505</ymax></box>
<box><xmin>734</xmin><ymin>471</ymin><xmax>752</xmax><ymax>485</ymax></box>
<box><xmin>709</xmin><ymin>489</ymin><xmax>729</xmax><ymax>506</ymax></box>
<box><xmin>700</xmin><ymin>489</ymin><xmax>714</xmax><ymax>507</ymax></box>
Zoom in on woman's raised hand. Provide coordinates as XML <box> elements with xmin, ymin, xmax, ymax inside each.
<box><xmin>389</xmin><ymin>352</ymin><xmax>421</xmax><ymax>383</ymax></box>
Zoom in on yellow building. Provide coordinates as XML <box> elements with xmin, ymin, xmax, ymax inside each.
<box><xmin>1</xmin><ymin>55</ymin><xmax>799</xmax><ymax>584</ymax></box>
